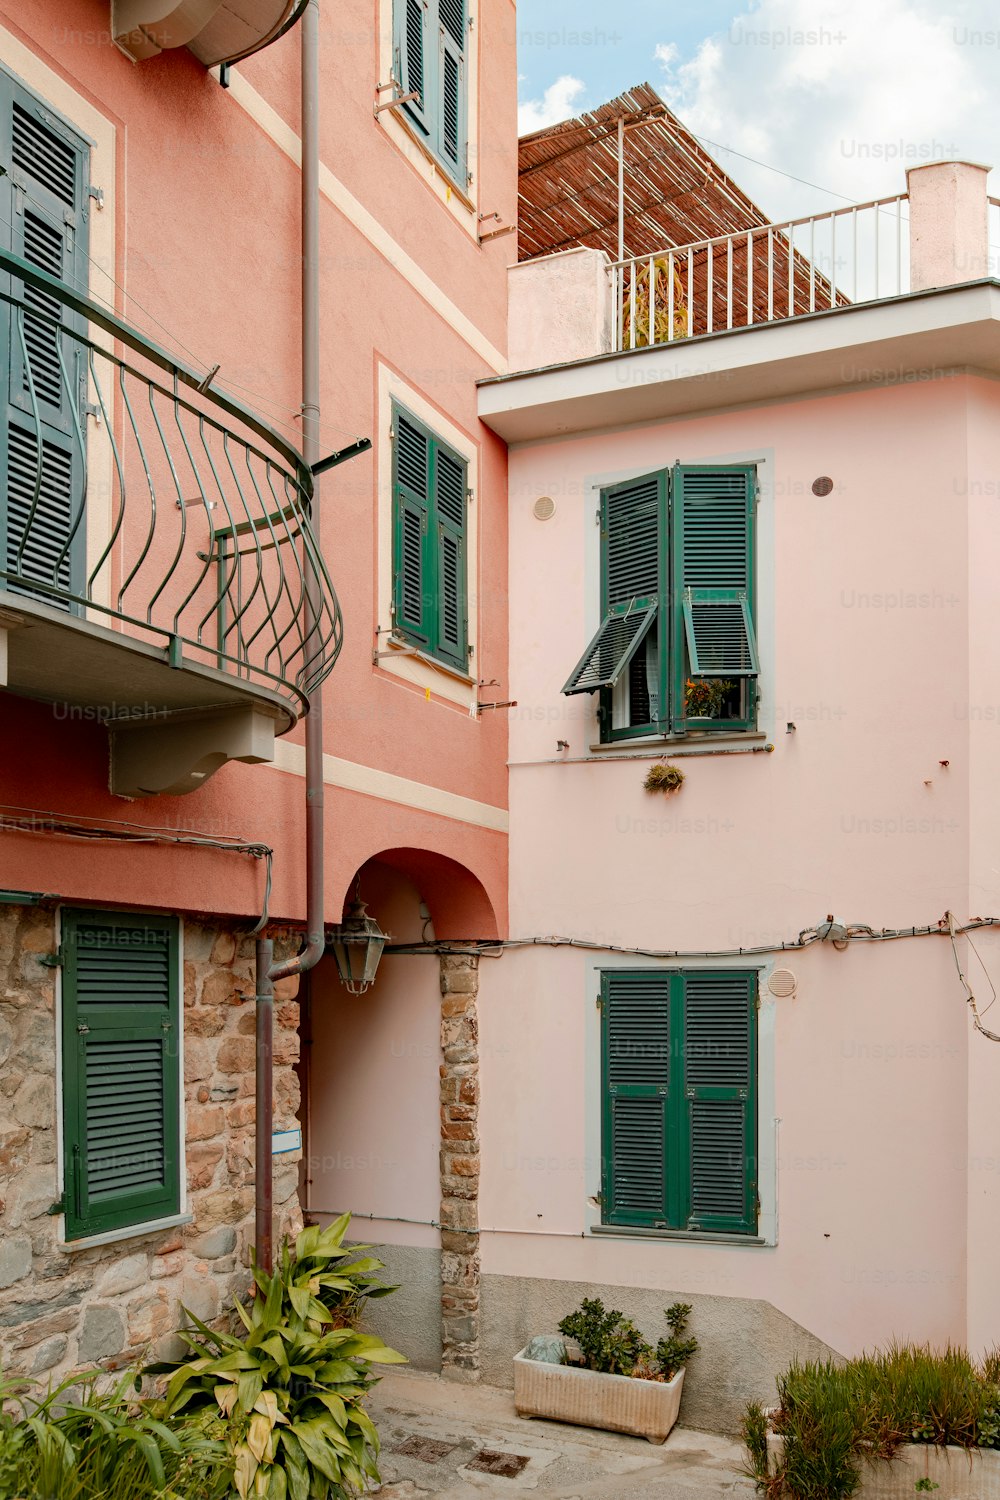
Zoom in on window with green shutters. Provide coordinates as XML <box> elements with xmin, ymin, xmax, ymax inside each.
<box><xmin>0</xmin><ymin>68</ymin><xmax>91</xmax><ymax>607</ymax></box>
<box><xmin>600</xmin><ymin>969</ymin><xmax>758</xmax><ymax>1236</ymax></box>
<box><xmin>393</xmin><ymin>0</ymin><xmax>469</xmax><ymax>189</ymax></box>
<box><xmin>60</xmin><ymin>910</ymin><xmax>181</xmax><ymax>1240</ymax></box>
<box><xmin>563</xmin><ymin>465</ymin><xmax>759</xmax><ymax>741</ymax></box>
<box><xmin>391</xmin><ymin>403</ymin><xmax>469</xmax><ymax>672</ymax></box>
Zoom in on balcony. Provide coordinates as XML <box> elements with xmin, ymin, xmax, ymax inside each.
<box><xmin>0</xmin><ymin>246</ymin><xmax>342</xmax><ymax>796</ymax></box>
<box><xmin>488</xmin><ymin>161</ymin><xmax>1000</xmax><ymax>442</ymax></box>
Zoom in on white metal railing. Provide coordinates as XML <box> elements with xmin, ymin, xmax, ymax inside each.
<box><xmin>611</xmin><ymin>196</ymin><xmax>911</xmax><ymax>352</ymax></box>
<box><xmin>989</xmin><ymin>197</ymin><xmax>1000</xmax><ymax>279</ymax></box>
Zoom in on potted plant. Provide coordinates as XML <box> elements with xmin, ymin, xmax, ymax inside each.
<box><xmin>514</xmin><ymin>1299</ymin><xmax>698</xmax><ymax>1444</ymax></box>
<box><xmin>685</xmin><ymin>677</ymin><xmax>733</xmax><ymax>720</ymax></box>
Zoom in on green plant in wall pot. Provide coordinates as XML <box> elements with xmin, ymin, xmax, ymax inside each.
<box><xmin>146</xmin><ymin>1213</ymin><xmax>406</xmax><ymax>1500</ymax></box>
<box><xmin>643</xmin><ymin>763</ymin><xmax>685</xmax><ymax>794</ymax></box>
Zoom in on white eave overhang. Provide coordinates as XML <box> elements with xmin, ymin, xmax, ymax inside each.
<box><xmin>111</xmin><ymin>0</ymin><xmax>300</xmax><ymax>67</ymax></box>
<box><xmin>478</xmin><ymin>281</ymin><xmax>1000</xmax><ymax>444</ymax></box>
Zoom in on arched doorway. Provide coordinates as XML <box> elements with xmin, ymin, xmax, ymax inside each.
<box><xmin>300</xmin><ymin>850</ymin><xmax>497</xmax><ymax>1378</ymax></box>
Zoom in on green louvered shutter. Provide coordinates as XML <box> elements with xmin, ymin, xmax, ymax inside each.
<box><xmin>392</xmin><ymin>409</ymin><xmax>433</xmax><ymax>648</ymax></box>
<box><xmin>670</xmin><ymin>466</ymin><xmax>758</xmax><ymax>729</ymax></box>
<box><xmin>433</xmin><ymin>438</ymin><xmax>468</xmax><ymax>669</ymax></box>
<box><xmin>601</xmin><ymin>970</ymin><xmax>671</xmax><ymax>1227</ymax></box>
<box><xmin>394</xmin><ymin>0</ymin><xmax>431</xmax><ymax>138</ymax></box>
<box><xmin>437</xmin><ymin>0</ymin><xmax>468</xmax><ymax>184</ymax></box>
<box><xmin>0</xmin><ymin>73</ymin><xmax>89</xmax><ymax>607</ymax></box>
<box><xmin>682</xmin><ymin>971</ymin><xmax>757</xmax><ymax>1235</ymax></box>
<box><xmin>61</xmin><ymin>911</ymin><xmax>181</xmax><ymax>1240</ymax></box>
<box><xmin>563</xmin><ymin>471</ymin><xmax>663</xmax><ymax>697</ymax></box>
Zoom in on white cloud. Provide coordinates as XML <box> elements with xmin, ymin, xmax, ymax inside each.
<box><xmin>655</xmin><ymin>0</ymin><xmax>999</xmax><ymax>222</ymax></box>
<box><xmin>518</xmin><ymin>75</ymin><xmax>586</xmax><ymax>135</ymax></box>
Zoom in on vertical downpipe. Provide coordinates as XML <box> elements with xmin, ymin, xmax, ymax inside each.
<box><xmin>254</xmin><ymin>936</ymin><xmax>274</xmax><ymax>1270</ymax></box>
<box><xmin>253</xmin><ymin>0</ymin><xmax>325</xmax><ymax>1276</ymax></box>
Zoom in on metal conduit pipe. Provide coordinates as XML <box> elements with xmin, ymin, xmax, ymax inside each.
<box><xmin>255</xmin><ymin>0</ymin><xmax>325</xmax><ymax>1273</ymax></box>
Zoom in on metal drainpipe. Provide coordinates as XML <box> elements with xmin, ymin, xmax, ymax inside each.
<box><xmin>254</xmin><ymin>0</ymin><xmax>325</xmax><ymax>1274</ymax></box>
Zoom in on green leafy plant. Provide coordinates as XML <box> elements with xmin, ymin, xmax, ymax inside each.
<box><xmin>557</xmin><ymin>1299</ymin><xmax>697</xmax><ymax>1382</ymax></box>
<box><xmin>0</xmin><ymin>1367</ymin><xmax>231</xmax><ymax>1500</ymax></box>
<box><xmin>146</xmin><ymin>1213</ymin><xmax>406</xmax><ymax>1500</ymax></box>
<box><xmin>655</xmin><ymin>1303</ymin><xmax>699</xmax><ymax>1382</ymax></box>
<box><xmin>643</xmin><ymin>763</ymin><xmax>685</xmax><ymax>794</ymax></box>
<box><xmin>748</xmin><ymin>1345</ymin><xmax>1000</xmax><ymax>1500</ymax></box>
<box><xmin>685</xmin><ymin>677</ymin><xmax>734</xmax><ymax>718</ymax></box>
<box><xmin>914</xmin><ymin>1480</ymin><xmax>940</xmax><ymax>1492</ymax></box>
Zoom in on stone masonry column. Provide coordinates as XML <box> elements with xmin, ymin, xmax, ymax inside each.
<box><xmin>438</xmin><ymin>953</ymin><xmax>480</xmax><ymax>1381</ymax></box>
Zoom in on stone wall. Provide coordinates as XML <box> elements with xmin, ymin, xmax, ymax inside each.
<box><xmin>439</xmin><ymin>952</ymin><xmax>480</xmax><ymax>1380</ymax></box>
<box><xmin>0</xmin><ymin>903</ymin><xmax>302</xmax><ymax>1378</ymax></box>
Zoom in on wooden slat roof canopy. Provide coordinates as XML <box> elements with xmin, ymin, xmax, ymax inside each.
<box><xmin>518</xmin><ymin>81</ymin><xmax>774</xmax><ymax>262</ymax></box>
<box><xmin>518</xmin><ymin>81</ymin><xmax>841</xmax><ymax>332</ymax></box>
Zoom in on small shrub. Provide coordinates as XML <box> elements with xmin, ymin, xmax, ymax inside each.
<box><xmin>557</xmin><ymin>1299</ymin><xmax>697</xmax><ymax>1381</ymax></box>
<box><xmin>643</xmin><ymin>763</ymin><xmax>685</xmax><ymax>794</ymax></box>
<box><xmin>146</xmin><ymin>1212</ymin><xmax>406</xmax><ymax>1500</ymax></box>
<box><xmin>558</xmin><ymin>1298</ymin><xmax>651</xmax><ymax>1377</ymax></box>
<box><xmin>750</xmin><ymin>1344</ymin><xmax>1000</xmax><ymax>1500</ymax></box>
<box><xmin>742</xmin><ymin>1399</ymin><xmax>771</xmax><ymax>1488</ymax></box>
<box><xmin>656</xmin><ymin>1302</ymin><xmax>699</xmax><ymax>1381</ymax></box>
<box><xmin>0</xmin><ymin>1368</ymin><xmax>231</xmax><ymax>1500</ymax></box>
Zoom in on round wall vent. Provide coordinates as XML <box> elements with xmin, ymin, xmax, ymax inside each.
<box><xmin>768</xmin><ymin>968</ymin><xmax>797</xmax><ymax>998</ymax></box>
<box><xmin>812</xmin><ymin>476</ymin><xmax>834</xmax><ymax>497</ymax></box>
<box><xmin>533</xmin><ymin>495</ymin><xmax>556</xmax><ymax>521</ymax></box>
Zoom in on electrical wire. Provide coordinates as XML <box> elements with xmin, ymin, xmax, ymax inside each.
<box><xmin>385</xmin><ymin>913</ymin><xmax>1000</xmax><ymax>961</ymax></box>
<box><xmin>947</xmin><ymin>910</ymin><xmax>1000</xmax><ymax>1043</ymax></box>
<box><xmin>0</xmin><ymin>802</ymin><xmax>274</xmax><ymax>931</ymax></box>
<box><xmin>304</xmin><ymin>1209</ymin><xmax>593</xmax><ymax>1240</ymax></box>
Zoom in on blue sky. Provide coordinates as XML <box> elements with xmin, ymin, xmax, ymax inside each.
<box><xmin>515</xmin><ymin>1</ymin><xmax>738</xmax><ymax>112</ymax></box>
<box><xmin>515</xmin><ymin>0</ymin><xmax>1000</xmax><ymax>223</ymax></box>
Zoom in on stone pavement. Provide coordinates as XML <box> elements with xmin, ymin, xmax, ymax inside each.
<box><xmin>367</xmin><ymin>1368</ymin><xmax>756</xmax><ymax>1499</ymax></box>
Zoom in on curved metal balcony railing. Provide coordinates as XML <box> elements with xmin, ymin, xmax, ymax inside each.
<box><xmin>0</xmin><ymin>246</ymin><xmax>342</xmax><ymax>723</ymax></box>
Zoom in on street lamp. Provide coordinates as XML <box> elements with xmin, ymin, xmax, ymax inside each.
<box><xmin>327</xmin><ymin>891</ymin><xmax>390</xmax><ymax>994</ymax></box>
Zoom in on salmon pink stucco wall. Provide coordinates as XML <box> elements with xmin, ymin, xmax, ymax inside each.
<box><xmin>478</xmin><ymin>373</ymin><xmax>1000</xmax><ymax>1361</ymax></box>
<box><xmin>0</xmin><ymin>0</ymin><xmax>514</xmax><ymax>932</ymax></box>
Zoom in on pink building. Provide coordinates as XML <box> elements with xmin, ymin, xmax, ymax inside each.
<box><xmin>0</xmin><ymin>0</ymin><xmax>513</xmax><ymax>1378</ymax></box>
<box><xmin>472</xmin><ymin>154</ymin><xmax>1000</xmax><ymax>1429</ymax></box>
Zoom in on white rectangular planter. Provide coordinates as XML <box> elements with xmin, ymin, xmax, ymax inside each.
<box><xmin>513</xmin><ymin>1346</ymin><xmax>685</xmax><ymax>1444</ymax></box>
<box><xmin>767</xmin><ymin>1432</ymin><xmax>1000</xmax><ymax>1499</ymax></box>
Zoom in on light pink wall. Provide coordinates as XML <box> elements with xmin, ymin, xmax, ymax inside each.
<box><xmin>307</xmin><ymin>863</ymin><xmax>441</xmax><ymax>1250</ymax></box>
<box><xmin>487</xmin><ymin>374</ymin><xmax>1000</xmax><ymax>1357</ymax></box>
<box><xmin>963</xmin><ymin>380</ymin><xmax>1000</xmax><ymax>1352</ymax></box>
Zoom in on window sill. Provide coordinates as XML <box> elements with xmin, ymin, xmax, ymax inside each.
<box><xmin>590</xmin><ymin>1224</ymin><xmax>768</xmax><ymax>1247</ymax></box>
<box><xmin>57</xmin><ymin>1211</ymin><xmax>193</xmax><ymax>1254</ymax></box>
<box><xmin>590</xmin><ymin>731</ymin><xmax>770</xmax><ymax>754</ymax></box>
<box><xmin>377</xmin><ymin>635</ymin><xmax>475</xmax><ymax>686</ymax></box>
<box><xmin>378</xmin><ymin>106</ymin><xmax>476</xmax><ymax>213</ymax></box>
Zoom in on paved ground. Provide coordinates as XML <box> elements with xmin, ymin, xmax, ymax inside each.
<box><xmin>368</xmin><ymin>1368</ymin><xmax>755</xmax><ymax>1499</ymax></box>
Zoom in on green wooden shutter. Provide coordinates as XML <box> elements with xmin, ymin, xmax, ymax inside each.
<box><xmin>681</xmin><ymin>971</ymin><xmax>757</xmax><ymax>1235</ymax></box>
<box><xmin>432</xmin><ymin>439</ymin><xmax>467</xmax><ymax>669</ymax></box>
<box><xmin>562</xmin><ymin>472</ymin><xmax>663</xmax><ymax>698</ymax></box>
<box><xmin>392</xmin><ymin>408</ymin><xmax>433</xmax><ymax>647</ymax></box>
<box><xmin>670</xmin><ymin>466</ymin><xmax>758</xmax><ymax>728</ymax></box>
<box><xmin>601</xmin><ymin>970</ymin><xmax>672</xmax><ymax>1227</ymax></box>
<box><xmin>61</xmin><ymin>910</ymin><xmax>181</xmax><ymax>1240</ymax></box>
<box><xmin>562</xmin><ymin>603</ymin><xmax>656</xmax><ymax>696</ymax></box>
<box><xmin>437</xmin><ymin>0</ymin><xmax>467</xmax><ymax>184</ymax></box>
<box><xmin>394</xmin><ymin>0</ymin><xmax>431</xmax><ymax>137</ymax></box>
<box><xmin>0</xmin><ymin>72</ymin><xmax>89</xmax><ymax>607</ymax></box>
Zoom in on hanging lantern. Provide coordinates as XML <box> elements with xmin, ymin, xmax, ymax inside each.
<box><xmin>327</xmin><ymin>897</ymin><xmax>389</xmax><ymax>994</ymax></box>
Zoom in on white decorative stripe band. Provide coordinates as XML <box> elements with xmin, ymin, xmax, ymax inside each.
<box><xmin>271</xmin><ymin>741</ymin><xmax>509</xmax><ymax>833</ymax></box>
<box><xmin>225</xmin><ymin>72</ymin><xmax>507</xmax><ymax>374</ymax></box>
